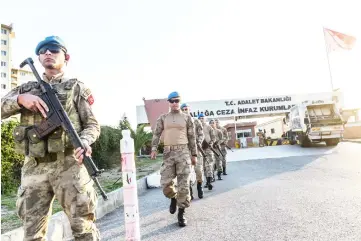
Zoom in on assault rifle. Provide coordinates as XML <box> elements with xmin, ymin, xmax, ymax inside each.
<box><xmin>202</xmin><ymin>140</ymin><xmax>220</xmax><ymax>157</ymax></box>
<box><xmin>214</xmin><ymin>143</ymin><xmax>225</xmax><ymax>159</ymax></box>
<box><xmin>20</xmin><ymin>58</ymin><xmax>108</xmax><ymax>201</ymax></box>
<box><xmin>197</xmin><ymin>143</ymin><xmax>209</xmax><ymax>163</ymax></box>
<box><xmin>224</xmin><ymin>144</ymin><xmax>234</xmax><ymax>152</ymax></box>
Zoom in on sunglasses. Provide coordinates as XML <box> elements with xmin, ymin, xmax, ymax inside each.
<box><xmin>38</xmin><ymin>45</ymin><xmax>64</xmax><ymax>55</ymax></box>
<box><xmin>182</xmin><ymin>108</ymin><xmax>188</xmax><ymax>111</ymax></box>
<box><xmin>169</xmin><ymin>99</ymin><xmax>180</xmax><ymax>104</ymax></box>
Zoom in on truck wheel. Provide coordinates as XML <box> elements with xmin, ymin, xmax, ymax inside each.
<box><xmin>325</xmin><ymin>138</ymin><xmax>339</xmax><ymax>146</ymax></box>
<box><xmin>300</xmin><ymin>136</ymin><xmax>311</xmax><ymax>147</ymax></box>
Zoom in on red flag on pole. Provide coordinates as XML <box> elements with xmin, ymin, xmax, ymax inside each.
<box><xmin>323</xmin><ymin>28</ymin><xmax>356</xmax><ymax>53</ymax></box>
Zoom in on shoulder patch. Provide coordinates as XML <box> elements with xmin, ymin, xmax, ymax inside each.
<box><xmin>78</xmin><ymin>82</ymin><xmax>94</xmax><ymax>106</ymax></box>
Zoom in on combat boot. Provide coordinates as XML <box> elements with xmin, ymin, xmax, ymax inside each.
<box><xmin>169</xmin><ymin>197</ymin><xmax>177</xmax><ymax>214</ymax></box>
<box><xmin>197</xmin><ymin>182</ymin><xmax>204</xmax><ymax>199</ymax></box>
<box><xmin>189</xmin><ymin>184</ymin><xmax>194</xmax><ymax>200</ymax></box>
<box><xmin>217</xmin><ymin>171</ymin><xmax>223</xmax><ymax>180</ymax></box>
<box><xmin>178</xmin><ymin>208</ymin><xmax>187</xmax><ymax>227</ymax></box>
<box><xmin>207</xmin><ymin>177</ymin><xmax>213</xmax><ymax>190</ymax></box>
<box><xmin>223</xmin><ymin>166</ymin><xmax>227</xmax><ymax>175</ymax></box>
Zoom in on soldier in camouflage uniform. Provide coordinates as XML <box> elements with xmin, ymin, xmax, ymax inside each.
<box><xmin>215</xmin><ymin>119</ymin><xmax>229</xmax><ymax>175</ymax></box>
<box><xmin>198</xmin><ymin>114</ymin><xmax>217</xmax><ymax>189</ymax></box>
<box><xmin>150</xmin><ymin>91</ymin><xmax>197</xmax><ymax>227</ymax></box>
<box><xmin>210</xmin><ymin>119</ymin><xmax>224</xmax><ymax>180</ymax></box>
<box><xmin>257</xmin><ymin>129</ymin><xmax>265</xmax><ymax>147</ymax></box>
<box><xmin>180</xmin><ymin>103</ymin><xmax>205</xmax><ymax>199</ymax></box>
<box><xmin>1</xmin><ymin>36</ymin><xmax>101</xmax><ymax>241</ymax></box>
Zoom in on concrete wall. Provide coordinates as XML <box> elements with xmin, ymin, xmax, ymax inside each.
<box><xmin>343</xmin><ymin>121</ymin><xmax>361</xmax><ymax>139</ymax></box>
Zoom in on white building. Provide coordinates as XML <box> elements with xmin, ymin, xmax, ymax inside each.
<box><xmin>255</xmin><ymin>117</ymin><xmax>285</xmax><ymax>139</ymax></box>
<box><xmin>1</xmin><ymin>23</ymin><xmax>14</xmax><ymax>98</ymax></box>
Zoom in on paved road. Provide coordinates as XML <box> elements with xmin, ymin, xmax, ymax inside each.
<box><xmin>96</xmin><ymin>143</ymin><xmax>361</xmax><ymax>241</ymax></box>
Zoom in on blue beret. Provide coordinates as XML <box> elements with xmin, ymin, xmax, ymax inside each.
<box><xmin>168</xmin><ymin>91</ymin><xmax>180</xmax><ymax>100</ymax></box>
<box><xmin>181</xmin><ymin>103</ymin><xmax>189</xmax><ymax>109</ymax></box>
<box><xmin>198</xmin><ymin>113</ymin><xmax>204</xmax><ymax>118</ymax></box>
<box><xmin>35</xmin><ymin>36</ymin><xmax>67</xmax><ymax>55</ymax></box>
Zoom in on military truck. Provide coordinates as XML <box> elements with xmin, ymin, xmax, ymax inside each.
<box><xmin>283</xmin><ymin>100</ymin><xmax>344</xmax><ymax>147</ymax></box>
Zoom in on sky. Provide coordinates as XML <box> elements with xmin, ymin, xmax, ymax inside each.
<box><xmin>1</xmin><ymin>0</ymin><xmax>361</xmax><ymax>128</ymax></box>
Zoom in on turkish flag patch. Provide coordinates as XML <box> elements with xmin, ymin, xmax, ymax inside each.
<box><xmin>87</xmin><ymin>95</ymin><xmax>94</xmax><ymax>105</ymax></box>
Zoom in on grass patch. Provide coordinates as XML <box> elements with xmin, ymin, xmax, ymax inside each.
<box><xmin>100</xmin><ymin>179</ymin><xmax>123</xmax><ymax>193</ymax></box>
<box><xmin>136</xmin><ymin>157</ymin><xmax>162</xmax><ymax>169</ymax></box>
<box><xmin>1</xmin><ymin>213</ymin><xmax>22</xmax><ymax>233</ymax></box>
<box><xmin>1</xmin><ymin>156</ymin><xmax>163</xmax><ymax>234</ymax></box>
<box><xmin>1</xmin><ymin>194</ymin><xmax>17</xmax><ymax>210</ymax></box>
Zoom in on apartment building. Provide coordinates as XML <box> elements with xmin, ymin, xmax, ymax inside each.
<box><xmin>11</xmin><ymin>68</ymin><xmax>34</xmax><ymax>88</ymax></box>
<box><xmin>1</xmin><ymin>23</ymin><xmax>15</xmax><ymax>98</ymax></box>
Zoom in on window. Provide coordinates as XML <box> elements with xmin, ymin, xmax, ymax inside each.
<box><xmin>1</xmin><ymin>61</ymin><xmax>6</xmax><ymax>66</ymax></box>
<box><xmin>1</xmin><ymin>72</ymin><xmax>6</xmax><ymax>78</ymax></box>
<box><xmin>271</xmin><ymin>128</ymin><xmax>275</xmax><ymax>134</ymax></box>
<box><xmin>1</xmin><ymin>40</ymin><xmax>6</xmax><ymax>45</ymax></box>
<box><xmin>1</xmin><ymin>29</ymin><xmax>7</xmax><ymax>34</ymax></box>
<box><xmin>236</xmin><ymin>129</ymin><xmax>252</xmax><ymax>138</ymax></box>
<box><xmin>1</xmin><ymin>84</ymin><xmax>6</xmax><ymax>89</ymax></box>
<box><xmin>1</xmin><ymin>50</ymin><xmax>6</xmax><ymax>56</ymax></box>
<box><xmin>21</xmin><ymin>72</ymin><xmax>26</xmax><ymax>76</ymax></box>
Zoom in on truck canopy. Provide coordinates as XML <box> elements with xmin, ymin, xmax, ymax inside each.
<box><xmin>306</xmin><ymin>103</ymin><xmax>342</xmax><ymax>125</ymax></box>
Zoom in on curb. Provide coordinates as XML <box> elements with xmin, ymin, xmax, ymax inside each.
<box><xmin>342</xmin><ymin>139</ymin><xmax>361</xmax><ymax>144</ymax></box>
<box><xmin>1</xmin><ymin>174</ymin><xmax>151</xmax><ymax>241</ymax></box>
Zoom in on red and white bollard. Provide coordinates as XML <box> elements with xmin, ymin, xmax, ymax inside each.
<box><xmin>120</xmin><ymin>129</ymin><xmax>141</xmax><ymax>240</ymax></box>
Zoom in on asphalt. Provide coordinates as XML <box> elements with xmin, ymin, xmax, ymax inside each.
<box><xmin>96</xmin><ymin>142</ymin><xmax>361</xmax><ymax>241</ymax></box>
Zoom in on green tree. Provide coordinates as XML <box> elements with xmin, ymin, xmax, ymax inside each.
<box><xmin>1</xmin><ymin>120</ymin><xmax>24</xmax><ymax>194</ymax></box>
<box><xmin>91</xmin><ymin>125</ymin><xmax>122</xmax><ymax>169</ymax></box>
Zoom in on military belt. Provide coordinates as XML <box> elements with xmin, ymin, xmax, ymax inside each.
<box><xmin>164</xmin><ymin>144</ymin><xmax>188</xmax><ymax>151</ymax></box>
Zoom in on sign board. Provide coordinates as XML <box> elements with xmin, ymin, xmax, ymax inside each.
<box><xmin>185</xmin><ymin>92</ymin><xmax>343</xmax><ymax>119</ymax></box>
<box><xmin>137</xmin><ymin>92</ymin><xmax>344</xmax><ymax>125</ymax></box>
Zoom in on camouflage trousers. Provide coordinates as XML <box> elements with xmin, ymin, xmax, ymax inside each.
<box><xmin>221</xmin><ymin>146</ymin><xmax>227</xmax><ymax>166</ymax></box>
<box><xmin>16</xmin><ymin>150</ymin><xmax>99</xmax><ymax>241</ymax></box>
<box><xmin>160</xmin><ymin>145</ymin><xmax>191</xmax><ymax>209</ymax></box>
<box><xmin>194</xmin><ymin>150</ymin><xmax>204</xmax><ymax>183</ymax></box>
<box><xmin>202</xmin><ymin>148</ymin><xmax>214</xmax><ymax>178</ymax></box>
<box><xmin>214</xmin><ymin>150</ymin><xmax>223</xmax><ymax>172</ymax></box>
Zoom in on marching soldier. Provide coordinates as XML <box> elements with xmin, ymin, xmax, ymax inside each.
<box><xmin>150</xmin><ymin>92</ymin><xmax>197</xmax><ymax>227</ymax></box>
<box><xmin>215</xmin><ymin>119</ymin><xmax>229</xmax><ymax>175</ymax></box>
<box><xmin>181</xmin><ymin>103</ymin><xmax>205</xmax><ymax>199</ymax></box>
<box><xmin>210</xmin><ymin>120</ymin><xmax>224</xmax><ymax>180</ymax></box>
<box><xmin>198</xmin><ymin>114</ymin><xmax>217</xmax><ymax>189</ymax></box>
